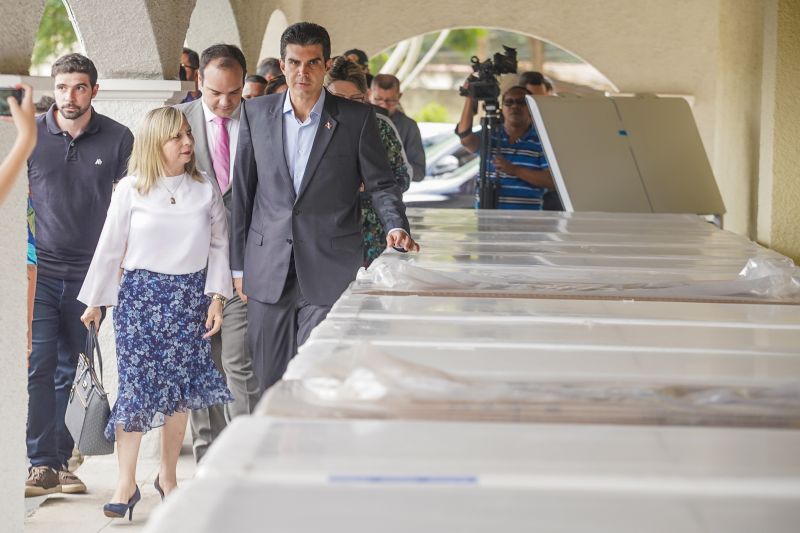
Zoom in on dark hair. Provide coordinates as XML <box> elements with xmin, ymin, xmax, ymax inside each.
<box><xmin>246</xmin><ymin>74</ymin><xmax>268</xmax><ymax>85</ymax></box>
<box><xmin>504</xmin><ymin>85</ymin><xmax>532</xmax><ymax>97</ymax></box>
<box><xmin>280</xmin><ymin>22</ymin><xmax>331</xmax><ymax>61</ymax></box>
<box><xmin>35</xmin><ymin>95</ymin><xmax>55</xmax><ymax>114</ymax></box>
<box><xmin>365</xmin><ymin>73</ymin><xmax>374</xmax><ymax>87</ymax></box>
<box><xmin>256</xmin><ymin>57</ymin><xmax>281</xmax><ymax>78</ymax></box>
<box><xmin>520</xmin><ymin>71</ymin><xmax>553</xmax><ymax>92</ymax></box>
<box><xmin>200</xmin><ymin>44</ymin><xmax>247</xmax><ymax>80</ymax></box>
<box><xmin>325</xmin><ymin>56</ymin><xmax>368</xmax><ymax>94</ymax></box>
<box><xmin>343</xmin><ymin>48</ymin><xmax>368</xmax><ymax>66</ymax></box>
<box><xmin>371</xmin><ymin>73</ymin><xmax>400</xmax><ymax>92</ymax></box>
<box><xmin>51</xmin><ymin>53</ymin><xmax>98</xmax><ymax>87</ymax></box>
<box><xmin>519</xmin><ymin>71</ymin><xmax>544</xmax><ymax>86</ymax></box>
<box><xmin>182</xmin><ymin>47</ymin><xmax>199</xmax><ymax>69</ymax></box>
<box><xmin>265</xmin><ymin>75</ymin><xmax>287</xmax><ymax>95</ymax></box>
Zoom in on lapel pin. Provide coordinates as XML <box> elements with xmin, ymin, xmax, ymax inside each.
<box><xmin>324</xmin><ymin>121</ymin><xmax>332</xmax><ymax>130</ymax></box>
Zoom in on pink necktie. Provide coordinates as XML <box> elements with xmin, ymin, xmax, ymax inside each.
<box><xmin>211</xmin><ymin>116</ymin><xmax>230</xmax><ymax>191</ymax></box>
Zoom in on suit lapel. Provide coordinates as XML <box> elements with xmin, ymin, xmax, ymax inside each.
<box><xmin>296</xmin><ymin>92</ymin><xmax>338</xmax><ymax>201</ymax></box>
<box><xmin>184</xmin><ymin>101</ymin><xmax>221</xmax><ymax>194</ymax></box>
<box><xmin>271</xmin><ymin>93</ymin><xmax>295</xmax><ymax>198</ymax></box>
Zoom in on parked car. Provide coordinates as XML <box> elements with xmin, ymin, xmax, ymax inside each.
<box><xmin>404</xmin><ymin>126</ymin><xmax>480</xmax><ymax>208</ymax></box>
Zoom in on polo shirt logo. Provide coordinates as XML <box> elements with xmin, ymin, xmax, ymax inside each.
<box><xmin>95</xmin><ymin>159</ymin><xmax>103</xmax><ymax>165</ymax></box>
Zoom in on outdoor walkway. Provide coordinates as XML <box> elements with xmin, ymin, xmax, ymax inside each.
<box><xmin>24</xmin><ymin>431</ymin><xmax>195</xmax><ymax>532</ymax></box>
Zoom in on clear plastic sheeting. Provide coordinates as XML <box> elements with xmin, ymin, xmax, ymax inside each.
<box><xmin>355</xmin><ymin>253</ymin><xmax>800</xmax><ymax>303</ymax></box>
<box><xmin>143</xmin><ymin>477</ymin><xmax>800</xmax><ymax>533</ymax></box>
<box><xmin>355</xmin><ymin>209</ymin><xmax>800</xmax><ymax>303</ymax></box>
<box><xmin>302</xmin><ymin>315</ymin><xmax>800</xmax><ymax>359</ymax></box>
<box><xmin>288</xmin><ymin>340</ymin><xmax>800</xmax><ymax>385</ymax></box>
<box><xmin>197</xmin><ymin>417</ymin><xmax>800</xmax><ymax>491</ymax></box>
<box><xmin>328</xmin><ymin>292</ymin><xmax>800</xmax><ymax>327</ymax></box>
<box><xmin>260</xmin><ymin>344</ymin><xmax>800</xmax><ymax>429</ymax></box>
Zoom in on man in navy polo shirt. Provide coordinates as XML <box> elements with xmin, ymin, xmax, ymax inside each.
<box><xmin>25</xmin><ymin>53</ymin><xmax>133</xmax><ymax>497</ymax></box>
<box><xmin>457</xmin><ymin>85</ymin><xmax>561</xmax><ymax>210</ymax></box>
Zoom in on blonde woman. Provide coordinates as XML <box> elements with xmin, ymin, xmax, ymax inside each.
<box><xmin>78</xmin><ymin>107</ymin><xmax>232</xmax><ymax>520</ymax></box>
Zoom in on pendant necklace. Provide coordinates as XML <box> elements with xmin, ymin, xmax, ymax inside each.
<box><xmin>161</xmin><ymin>174</ymin><xmax>186</xmax><ymax>204</ymax></box>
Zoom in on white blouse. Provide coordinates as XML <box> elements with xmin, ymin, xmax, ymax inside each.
<box><xmin>78</xmin><ymin>173</ymin><xmax>233</xmax><ymax>307</ymax></box>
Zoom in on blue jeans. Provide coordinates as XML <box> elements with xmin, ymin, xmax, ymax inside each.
<box><xmin>27</xmin><ymin>275</ymin><xmax>91</xmax><ymax>470</ymax></box>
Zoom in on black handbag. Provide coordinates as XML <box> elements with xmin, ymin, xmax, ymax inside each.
<box><xmin>65</xmin><ymin>323</ymin><xmax>114</xmax><ymax>455</ymax></box>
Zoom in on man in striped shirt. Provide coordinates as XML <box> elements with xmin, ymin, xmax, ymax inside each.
<box><xmin>457</xmin><ymin>85</ymin><xmax>559</xmax><ymax>210</ymax></box>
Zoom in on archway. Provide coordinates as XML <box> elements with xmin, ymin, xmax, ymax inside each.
<box><xmin>368</xmin><ymin>27</ymin><xmax>617</xmax><ymax>124</ymax></box>
<box><xmin>259</xmin><ymin>9</ymin><xmax>288</xmax><ymax>62</ymax></box>
<box><xmin>186</xmin><ymin>0</ymin><xmax>241</xmax><ymax>55</ymax></box>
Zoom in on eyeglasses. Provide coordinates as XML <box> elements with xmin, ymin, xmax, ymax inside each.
<box><xmin>502</xmin><ymin>98</ymin><xmax>527</xmax><ymax>107</ymax></box>
<box><xmin>331</xmin><ymin>91</ymin><xmax>366</xmax><ymax>103</ymax></box>
<box><xmin>181</xmin><ymin>63</ymin><xmax>197</xmax><ymax>71</ymax></box>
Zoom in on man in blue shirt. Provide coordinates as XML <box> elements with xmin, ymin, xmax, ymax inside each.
<box><xmin>456</xmin><ymin>85</ymin><xmax>560</xmax><ymax>210</ymax></box>
<box><xmin>25</xmin><ymin>53</ymin><xmax>133</xmax><ymax>497</ymax></box>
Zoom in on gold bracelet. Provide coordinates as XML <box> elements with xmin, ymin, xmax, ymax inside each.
<box><xmin>211</xmin><ymin>294</ymin><xmax>226</xmax><ymax>305</ymax></box>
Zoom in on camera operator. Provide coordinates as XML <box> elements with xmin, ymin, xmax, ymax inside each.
<box><xmin>457</xmin><ymin>84</ymin><xmax>559</xmax><ymax>210</ymax></box>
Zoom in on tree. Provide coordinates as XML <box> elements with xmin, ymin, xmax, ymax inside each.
<box><xmin>31</xmin><ymin>0</ymin><xmax>78</xmax><ymax>68</ymax></box>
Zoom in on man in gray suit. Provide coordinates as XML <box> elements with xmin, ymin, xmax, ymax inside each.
<box><xmin>175</xmin><ymin>44</ymin><xmax>260</xmax><ymax>462</ymax></box>
<box><xmin>230</xmin><ymin>22</ymin><xmax>419</xmax><ymax>393</ymax></box>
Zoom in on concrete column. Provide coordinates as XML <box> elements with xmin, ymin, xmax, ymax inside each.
<box><xmin>0</xmin><ymin>0</ymin><xmax>46</xmax><ymax>74</ymax></box>
<box><xmin>91</xmin><ymin>79</ymin><xmax>191</xmax><ymax>133</ymax></box>
<box><xmin>0</xmin><ymin>71</ymin><xmax>57</xmax><ymax>533</ymax></box>
<box><xmin>67</xmin><ymin>0</ymin><xmax>195</xmax><ymax>79</ymax></box>
<box><xmin>766</xmin><ymin>0</ymin><xmax>800</xmax><ymax>261</ymax></box>
<box><xmin>0</xmin><ymin>107</ymin><xmax>30</xmax><ymax>533</ymax></box>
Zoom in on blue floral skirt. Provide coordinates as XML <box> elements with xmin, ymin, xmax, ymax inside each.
<box><xmin>105</xmin><ymin>269</ymin><xmax>232</xmax><ymax>441</ymax></box>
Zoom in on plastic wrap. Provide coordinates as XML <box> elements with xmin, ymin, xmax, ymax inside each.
<box><xmin>197</xmin><ymin>417</ymin><xmax>800</xmax><ymax>487</ymax></box>
<box><xmin>144</xmin><ymin>477</ymin><xmax>800</xmax><ymax>533</ymax></box>
<box><xmin>328</xmin><ymin>292</ymin><xmax>800</xmax><ymax>327</ymax></box>
<box><xmin>287</xmin><ymin>339</ymin><xmax>800</xmax><ymax>385</ymax></box>
<box><xmin>303</xmin><ymin>313</ymin><xmax>800</xmax><ymax>358</ymax></box>
<box><xmin>405</xmin><ymin>209</ymin><xmax>720</xmax><ymax>235</ymax></box>
<box><xmin>261</xmin><ymin>344</ymin><xmax>800</xmax><ymax>429</ymax></box>
<box><xmin>354</xmin><ymin>253</ymin><xmax>800</xmax><ymax>303</ymax></box>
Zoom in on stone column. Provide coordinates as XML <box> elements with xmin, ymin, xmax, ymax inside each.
<box><xmin>0</xmin><ymin>115</ymin><xmax>29</xmax><ymax>533</ymax></box>
<box><xmin>0</xmin><ymin>72</ymin><xmax>55</xmax><ymax>533</ymax></box>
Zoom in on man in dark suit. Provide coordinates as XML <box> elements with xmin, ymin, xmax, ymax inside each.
<box><xmin>175</xmin><ymin>44</ymin><xmax>260</xmax><ymax>463</ymax></box>
<box><xmin>230</xmin><ymin>22</ymin><xmax>418</xmax><ymax>393</ymax></box>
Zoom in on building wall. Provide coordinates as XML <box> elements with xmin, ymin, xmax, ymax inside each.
<box><xmin>713</xmin><ymin>0</ymin><xmax>766</xmax><ymax>237</ymax></box>
<box><xmin>769</xmin><ymin>0</ymin><xmax>800</xmax><ymax>261</ymax></box>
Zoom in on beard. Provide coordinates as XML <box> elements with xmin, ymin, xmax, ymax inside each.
<box><xmin>58</xmin><ymin>102</ymin><xmax>90</xmax><ymax>120</ymax></box>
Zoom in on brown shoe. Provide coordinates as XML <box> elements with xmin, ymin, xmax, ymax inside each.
<box><xmin>59</xmin><ymin>469</ymin><xmax>87</xmax><ymax>494</ymax></box>
<box><xmin>25</xmin><ymin>466</ymin><xmax>62</xmax><ymax>497</ymax></box>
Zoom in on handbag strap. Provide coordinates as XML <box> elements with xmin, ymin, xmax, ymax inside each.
<box><xmin>84</xmin><ymin>323</ymin><xmax>104</xmax><ymax>385</ymax></box>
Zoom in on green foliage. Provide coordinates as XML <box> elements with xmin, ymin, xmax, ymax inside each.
<box><xmin>443</xmin><ymin>28</ymin><xmax>488</xmax><ymax>59</ymax></box>
<box><xmin>369</xmin><ymin>51</ymin><xmax>389</xmax><ymax>75</ymax></box>
<box><xmin>413</xmin><ymin>102</ymin><xmax>450</xmax><ymax>123</ymax></box>
<box><xmin>31</xmin><ymin>0</ymin><xmax>78</xmax><ymax>68</ymax></box>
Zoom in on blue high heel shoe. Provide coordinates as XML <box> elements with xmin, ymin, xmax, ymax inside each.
<box><xmin>154</xmin><ymin>475</ymin><xmax>164</xmax><ymax>501</ymax></box>
<box><xmin>103</xmin><ymin>485</ymin><xmax>141</xmax><ymax>521</ymax></box>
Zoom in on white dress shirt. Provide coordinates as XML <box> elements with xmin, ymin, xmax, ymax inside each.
<box><xmin>201</xmin><ymin>100</ymin><xmax>240</xmax><ymax>190</ymax></box>
<box><xmin>78</xmin><ymin>174</ymin><xmax>233</xmax><ymax>307</ymax></box>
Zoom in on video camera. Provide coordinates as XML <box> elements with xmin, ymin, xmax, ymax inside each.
<box><xmin>458</xmin><ymin>46</ymin><xmax>518</xmax><ymax>104</ymax></box>
<box><xmin>458</xmin><ymin>46</ymin><xmax>518</xmax><ymax>210</ymax></box>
